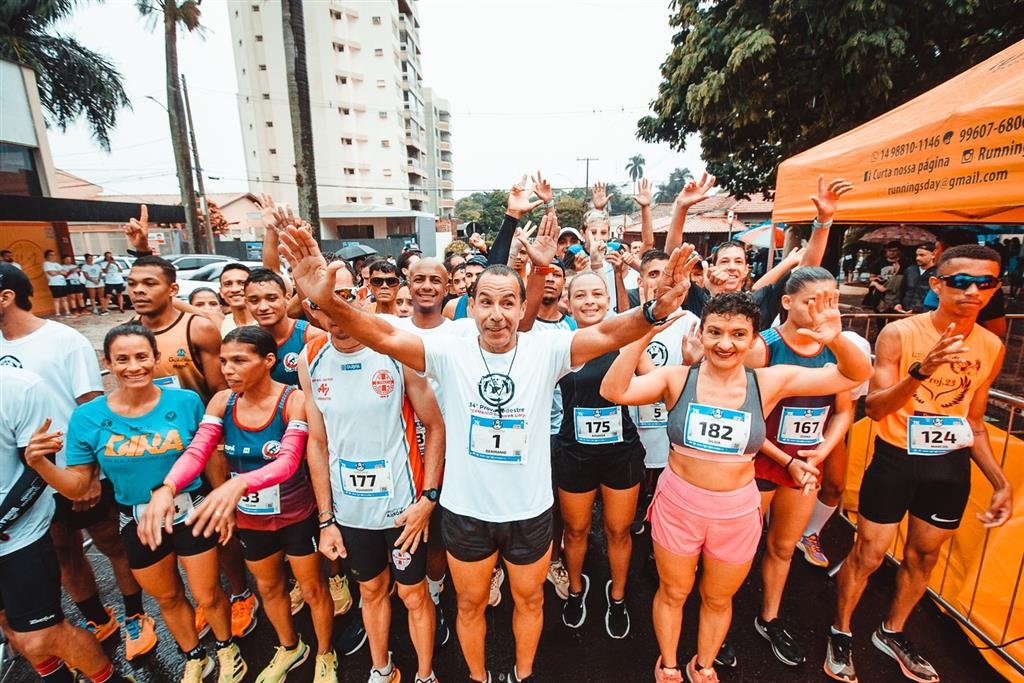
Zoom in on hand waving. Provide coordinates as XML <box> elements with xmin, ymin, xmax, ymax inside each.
<box><xmin>531</xmin><ymin>170</ymin><xmax>553</xmax><ymax>205</ymax></box>
<box><xmin>277</xmin><ymin>226</ymin><xmax>345</xmax><ymax>310</ymax></box>
<box><xmin>517</xmin><ymin>216</ymin><xmax>558</xmax><ymax>267</ymax></box>
<box><xmin>674</xmin><ymin>172</ymin><xmax>716</xmax><ymax>210</ymax></box>
<box><xmin>809</xmin><ymin>175</ymin><xmax>854</xmax><ymax>223</ymax></box>
<box><xmin>633</xmin><ymin>178</ymin><xmax>652</xmax><ymax>208</ymax></box>
<box><xmin>507</xmin><ymin>175</ymin><xmax>544</xmax><ymax>218</ymax></box>
<box><xmin>652</xmin><ymin>244</ymin><xmax>698</xmax><ymax>319</ymax></box>
<box><xmin>795</xmin><ymin>289</ymin><xmax>842</xmax><ymax>344</ymax></box>
<box><xmin>591</xmin><ymin>182</ymin><xmax>612</xmax><ymax>211</ymax></box>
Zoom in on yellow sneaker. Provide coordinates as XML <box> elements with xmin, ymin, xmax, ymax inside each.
<box><xmin>194</xmin><ymin>604</ymin><xmax>210</xmax><ymax>639</ymax></box>
<box><xmin>83</xmin><ymin>606</ymin><xmax>119</xmax><ymax>643</ymax></box>
<box><xmin>313</xmin><ymin>650</ymin><xmax>339</xmax><ymax>683</ymax></box>
<box><xmin>124</xmin><ymin>613</ymin><xmax>158</xmax><ymax>661</ymax></box>
<box><xmin>181</xmin><ymin>655</ymin><xmax>214</xmax><ymax>683</ymax></box>
<box><xmin>230</xmin><ymin>592</ymin><xmax>259</xmax><ymax>638</ymax></box>
<box><xmin>289</xmin><ymin>581</ymin><xmax>305</xmax><ymax>615</ymax></box>
<box><xmin>329</xmin><ymin>575</ymin><xmax>352</xmax><ymax>616</ymax></box>
<box><xmin>216</xmin><ymin>641</ymin><xmax>247</xmax><ymax>683</ymax></box>
<box><xmin>255</xmin><ymin>638</ymin><xmax>310</xmax><ymax>683</ymax></box>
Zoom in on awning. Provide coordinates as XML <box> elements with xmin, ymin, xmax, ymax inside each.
<box><xmin>773</xmin><ymin>39</ymin><xmax>1024</xmax><ymax>225</ymax></box>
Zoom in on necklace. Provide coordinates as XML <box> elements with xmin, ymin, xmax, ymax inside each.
<box><xmin>476</xmin><ymin>335</ymin><xmax>519</xmax><ymax>424</ymax></box>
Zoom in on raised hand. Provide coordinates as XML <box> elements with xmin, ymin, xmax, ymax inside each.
<box><xmin>24</xmin><ymin>418</ymin><xmax>63</xmax><ymax>469</ymax></box>
<box><xmin>531</xmin><ymin>170</ymin><xmax>553</xmax><ymax>204</ymax></box>
<box><xmin>681</xmin><ymin>320</ymin><xmax>704</xmax><ymax>365</ymax></box>
<box><xmin>122</xmin><ymin>204</ymin><xmax>150</xmax><ymax>252</ymax></box>
<box><xmin>277</xmin><ymin>226</ymin><xmax>344</xmax><ymax>310</ymax></box>
<box><xmin>518</xmin><ymin>213</ymin><xmax>558</xmax><ymax>266</ymax></box>
<box><xmin>605</xmin><ymin>249</ymin><xmax>629</xmax><ymax>276</ymax></box>
<box><xmin>468</xmin><ymin>232</ymin><xmax>488</xmax><ymax>253</ymax></box>
<box><xmin>633</xmin><ymin>178</ymin><xmax>652</xmax><ymax>207</ymax></box>
<box><xmin>809</xmin><ymin>175</ymin><xmax>854</xmax><ymax>223</ymax></box>
<box><xmin>652</xmin><ymin>244</ymin><xmax>698</xmax><ymax>319</ymax></box>
<box><xmin>590</xmin><ymin>240</ymin><xmax>607</xmax><ymax>267</ymax></box>
<box><xmin>591</xmin><ymin>182</ymin><xmax>612</xmax><ymax>211</ymax></box>
<box><xmin>795</xmin><ymin>289</ymin><xmax>842</xmax><ymax>344</ymax></box>
<box><xmin>918</xmin><ymin>323</ymin><xmax>968</xmax><ymax>376</ymax></box>
<box><xmin>507</xmin><ymin>175</ymin><xmax>544</xmax><ymax>218</ymax></box>
<box><xmin>782</xmin><ymin>245</ymin><xmax>807</xmax><ymax>267</ymax></box>
<box><xmin>674</xmin><ymin>172</ymin><xmax>716</xmax><ymax>210</ymax></box>
<box><xmin>573</xmin><ymin>251</ymin><xmax>589</xmax><ymax>273</ymax></box>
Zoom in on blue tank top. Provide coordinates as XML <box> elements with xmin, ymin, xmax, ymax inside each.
<box><xmin>666</xmin><ymin>364</ymin><xmax>766</xmax><ymax>461</ymax></box>
<box><xmin>271</xmin><ymin>320</ymin><xmax>310</xmax><ymax>386</ymax></box>
<box><xmin>454</xmin><ymin>294</ymin><xmax>469</xmax><ymax>320</ymax></box>
<box><xmin>222</xmin><ymin>385</ymin><xmax>315</xmax><ymax>529</ymax></box>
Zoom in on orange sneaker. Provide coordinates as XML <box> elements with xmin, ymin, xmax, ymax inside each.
<box><xmin>123</xmin><ymin>613</ymin><xmax>158</xmax><ymax>661</ymax></box>
<box><xmin>230</xmin><ymin>592</ymin><xmax>259</xmax><ymax>638</ymax></box>
<box><xmin>83</xmin><ymin>606</ymin><xmax>119</xmax><ymax>643</ymax></box>
<box><xmin>194</xmin><ymin>604</ymin><xmax>210</xmax><ymax>639</ymax></box>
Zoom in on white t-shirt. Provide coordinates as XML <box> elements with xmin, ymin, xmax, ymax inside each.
<box><xmin>622</xmin><ymin>269</ymin><xmax>640</xmax><ymax>291</ymax></box>
<box><xmin>423</xmin><ymin>330</ymin><xmax>576</xmax><ymax>522</ymax></box>
<box><xmin>103</xmin><ymin>261</ymin><xmax>124</xmax><ymax>285</ymax></box>
<box><xmin>627</xmin><ymin>310</ymin><xmax>701</xmax><ymax>468</ymax></box>
<box><xmin>43</xmin><ymin>261</ymin><xmax>66</xmax><ymax>286</ymax></box>
<box><xmin>0</xmin><ymin>367</ymin><xmax>57</xmax><ymax>555</ymax></box>
<box><xmin>63</xmin><ymin>265</ymin><xmax>81</xmax><ymax>285</ymax></box>
<box><xmin>81</xmin><ymin>263</ymin><xmax>103</xmax><ymax>286</ymax></box>
<box><xmin>0</xmin><ymin>320</ymin><xmax>104</xmax><ymax>467</ymax></box>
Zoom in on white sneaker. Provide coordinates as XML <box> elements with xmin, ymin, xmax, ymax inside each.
<box><xmin>547</xmin><ymin>559</ymin><xmax>570</xmax><ymax>600</ymax></box>
<box><xmin>488</xmin><ymin>565</ymin><xmax>505</xmax><ymax>607</ymax></box>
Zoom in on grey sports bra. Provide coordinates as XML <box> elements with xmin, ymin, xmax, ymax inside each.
<box><xmin>666</xmin><ymin>364</ymin><xmax>766</xmax><ymax>462</ymax></box>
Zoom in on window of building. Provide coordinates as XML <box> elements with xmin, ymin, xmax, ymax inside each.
<box><xmin>376</xmin><ymin>79</ymin><xmax>386</xmax><ymax>88</ymax></box>
<box><xmin>383</xmin><ymin>168</ymin><xmax>392</xmax><ymax>177</ymax></box>
<box><xmin>371</xmin><ymin>16</ymin><xmax>381</xmax><ymax>25</ymax></box>
<box><xmin>262</xmin><ymin>93</ymin><xmax>270</xmax><ymax>100</ymax></box>
<box><xmin>338</xmin><ymin>107</ymin><xmax>350</xmax><ymax>115</ymax></box>
<box><xmin>336</xmin><ymin>75</ymin><xmax>348</xmax><ymax>85</ymax></box>
<box><xmin>330</xmin><ymin>9</ymin><xmax>342</xmax><ymax>20</ymax></box>
<box><xmin>378</xmin><ymin>111</ymin><xmax>388</xmax><ymax>119</ymax></box>
<box><xmin>385</xmin><ymin>197</ymin><xmax>394</xmax><ymax>206</ymax></box>
<box><xmin>258</xmin><ymin>64</ymin><xmax>267</xmax><ymax>71</ymax></box>
<box><xmin>341</xmin><ymin>137</ymin><xmax>353</xmax><ymax>145</ymax></box>
<box><xmin>381</xmin><ymin>139</ymin><xmax>390</xmax><ymax>148</ymax></box>
<box><xmin>374</xmin><ymin>48</ymin><xmax>384</xmax><ymax>57</ymax></box>
<box><xmin>265</xmin><ymin>121</ymin><xmax>273</xmax><ymax>127</ymax></box>
<box><xmin>255</xmin><ymin>35</ymin><xmax>263</xmax><ymax>42</ymax></box>
<box><xmin>251</xmin><ymin>4</ymin><xmax>259</xmax><ymax>11</ymax></box>
<box><xmin>269</xmin><ymin>148</ymin><xmax>277</xmax><ymax>155</ymax></box>
<box><xmin>344</xmin><ymin>167</ymin><xmax>355</xmax><ymax>175</ymax></box>
<box><xmin>346</xmin><ymin>196</ymin><xmax>358</xmax><ymax>203</ymax></box>
<box><xmin>333</xmin><ymin>42</ymin><xmax>345</xmax><ymax>52</ymax></box>
<box><xmin>272</xmin><ymin>175</ymin><xmax>280</xmax><ymax>181</ymax></box>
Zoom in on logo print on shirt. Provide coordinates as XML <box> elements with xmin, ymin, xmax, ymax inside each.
<box><xmin>371</xmin><ymin>370</ymin><xmax>395</xmax><ymax>397</ymax></box>
<box><xmin>646</xmin><ymin>341</ymin><xmax>668</xmax><ymax>367</ymax></box>
<box><xmin>103</xmin><ymin>429</ymin><xmax>184</xmax><ymax>457</ymax></box>
<box><xmin>176</xmin><ymin>348</ymin><xmax>186</xmax><ymax>358</ymax></box>
<box><xmin>0</xmin><ymin>355</ymin><xmax>23</xmax><ymax>368</ymax></box>
<box><xmin>165</xmin><ymin>412</ymin><xmax>177</xmax><ymax>421</ymax></box>
<box><xmin>317</xmin><ymin>382</ymin><xmax>330</xmax><ymax>398</ymax></box>
<box><xmin>262</xmin><ymin>440</ymin><xmax>282</xmax><ymax>459</ymax></box>
<box><xmin>478</xmin><ymin>373</ymin><xmax>514</xmax><ymax>408</ymax></box>
<box><xmin>283</xmin><ymin>352</ymin><xmax>299</xmax><ymax>371</ymax></box>
<box><xmin>392</xmin><ymin>548</ymin><xmax>412</xmax><ymax>571</ymax></box>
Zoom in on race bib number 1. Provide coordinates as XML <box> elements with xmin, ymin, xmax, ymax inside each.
<box><xmin>468</xmin><ymin>415</ymin><xmax>527</xmax><ymax>464</ymax></box>
<box><xmin>573</xmin><ymin>407</ymin><xmax>623</xmax><ymax>444</ymax></box>
<box><xmin>339</xmin><ymin>459</ymin><xmax>393</xmax><ymax>498</ymax></box>
<box><xmin>907</xmin><ymin>416</ymin><xmax>973</xmax><ymax>456</ymax></box>
<box><xmin>683</xmin><ymin>403</ymin><xmax>751</xmax><ymax>455</ymax></box>
<box><xmin>776</xmin><ymin>406</ymin><xmax>829</xmax><ymax>445</ymax></box>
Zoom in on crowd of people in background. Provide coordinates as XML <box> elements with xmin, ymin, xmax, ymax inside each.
<box><xmin>0</xmin><ymin>172</ymin><xmax>1014</xmax><ymax>683</ymax></box>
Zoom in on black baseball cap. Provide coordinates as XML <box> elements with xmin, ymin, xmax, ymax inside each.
<box><xmin>466</xmin><ymin>255</ymin><xmax>489</xmax><ymax>269</ymax></box>
<box><xmin>0</xmin><ymin>263</ymin><xmax>33</xmax><ymax>309</ymax></box>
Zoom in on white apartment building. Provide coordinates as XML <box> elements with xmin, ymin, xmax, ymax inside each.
<box><xmin>228</xmin><ymin>0</ymin><xmax>452</xmax><ymax>240</ymax></box>
<box><xmin>423</xmin><ymin>87</ymin><xmax>455</xmax><ymax>216</ymax></box>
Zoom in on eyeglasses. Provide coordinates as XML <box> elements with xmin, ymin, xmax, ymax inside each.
<box><xmin>937</xmin><ymin>274</ymin><xmax>1002</xmax><ymax>291</ymax></box>
<box><xmin>334</xmin><ymin>287</ymin><xmax>361</xmax><ymax>301</ymax></box>
<box><xmin>370</xmin><ymin>276</ymin><xmax>400</xmax><ymax>288</ymax></box>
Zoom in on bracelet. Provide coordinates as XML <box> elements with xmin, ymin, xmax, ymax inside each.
<box><xmin>811</xmin><ymin>217</ymin><xmax>833</xmax><ymax>230</ymax></box>
<box><xmin>531</xmin><ymin>265</ymin><xmax>555</xmax><ymax>276</ymax></box>
<box><xmin>784</xmin><ymin>456</ymin><xmax>795</xmax><ymax>470</ymax></box>
<box><xmin>317</xmin><ymin>517</ymin><xmax>336</xmax><ymax>530</ymax></box>
<box><xmin>317</xmin><ymin>510</ymin><xmax>334</xmax><ymax>520</ymax></box>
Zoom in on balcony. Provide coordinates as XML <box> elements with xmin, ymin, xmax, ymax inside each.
<box><xmin>438</xmin><ymin>141</ymin><xmax>451</xmax><ymax>152</ymax></box>
<box><xmin>440</xmin><ymin>198</ymin><xmax>455</xmax><ymax>210</ymax></box>
<box><xmin>438</xmin><ymin>179</ymin><xmax>454</xmax><ymax>190</ymax></box>
<box><xmin>405</xmin><ymin>133</ymin><xmax>425</xmax><ymax>151</ymax></box>
<box><xmin>406</xmin><ymin>161</ymin><xmax>426</xmax><ymax>176</ymax></box>
<box><xmin>407</xmin><ymin>189</ymin><xmax>428</xmax><ymax>202</ymax></box>
<box><xmin>438</xmin><ymin>160</ymin><xmax>452</xmax><ymax>171</ymax></box>
<box><xmin>436</xmin><ymin>120</ymin><xmax>450</xmax><ymax>133</ymax></box>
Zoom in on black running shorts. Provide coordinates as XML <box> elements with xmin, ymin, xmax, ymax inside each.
<box><xmin>237</xmin><ymin>513</ymin><xmax>319</xmax><ymax>562</ymax></box>
<box><xmin>0</xmin><ymin>534</ymin><xmax>65</xmax><ymax>632</ymax></box>
<box><xmin>338</xmin><ymin>524</ymin><xmax>427</xmax><ymax>585</ymax></box>
<box><xmin>441</xmin><ymin>506</ymin><xmax>552</xmax><ymax>566</ymax></box>
<box><xmin>552</xmin><ymin>443</ymin><xmax>645</xmax><ymax>494</ymax></box>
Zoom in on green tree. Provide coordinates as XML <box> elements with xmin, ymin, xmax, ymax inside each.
<box><xmin>280</xmin><ymin>0</ymin><xmax>320</xmax><ymax>239</ymax></box>
<box><xmin>654</xmin><ymin>168</ymin><xmax>693</xmax><ymax>203</ymax></box>
<box><xmin>0</xmin><ymin>0</ymin><xmax>129</xmax><ymax>150</ymax></box>
<box><xmin>454</xmin><ymin>196</ymin><xmax>483</xmax><ymax>224</ymax></box>
<box><xmin>638</xmin><ymin>1</ymin><xmax>1024</xmax><ymax>196</ymax></box>
<box><xmin>625</xmin><ymin>154</ymin><xmax>645</xmax><ymax>183</ymax></box>
<box><xmin>554</xmin><ymin>194</ymin><xmax>586</xmax><ymax>230</ymax></box>
<box><xmin>136</xmin><ymin>0</ymin><xmax>202</xmax><ymax>251</ymax></box>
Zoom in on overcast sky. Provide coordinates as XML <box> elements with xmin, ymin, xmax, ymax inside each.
<box><xmin>50</xmin><ymin>0</ymin><xmax>704</xmax><ymax>200</ymax></box>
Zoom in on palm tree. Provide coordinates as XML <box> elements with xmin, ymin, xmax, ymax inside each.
<box><xmin>654</xmin><ymin>167</ymin><xmax>694</xmax><ymax>203</ymax></box>
<box><xmin>625</xmin><ymin>154</ymin><xmax>645</xmax><ymax>183</ymax></box>
<box><xmin>0</xmin><ymin>0</ymin><xmax>129</xmax><ymax>150</ymax></box>
<box><xmin>280</xmin><ymin>0</ymin><xmax>320</xmax><ymax>239</ymax></box>
<box><xmin>136</xmin><ymin>0</ymin><xmax>202</xmax><ymax>252</ymax></box>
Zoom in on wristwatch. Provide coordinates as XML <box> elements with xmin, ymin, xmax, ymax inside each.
<box><xmin>420</xmin><ymin>488</ymin><xmax>440</xmax><ymax>503</ymax></box>
<box><xmin>641</xmin><ymin>300</ymin><xmax>670</xmax><ymax>326</ymax></box>
<box><xmin>908</xmin><ymin>362</ymin><xmax>931</xmax><ymax>381</ymax></box>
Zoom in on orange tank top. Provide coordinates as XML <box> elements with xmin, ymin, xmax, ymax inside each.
<box><xmin>876</xmin><ymin>313</ymin><xmax>1002</xmax><ymax>451</ymax></box>
<box><xmin>148</xmin><ymin>312</ymin><xmax>213</xmax><ymax>404</ymax></box>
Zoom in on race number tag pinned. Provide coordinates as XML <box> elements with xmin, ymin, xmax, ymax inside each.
<box><xmin>231</xmin><ymin>473</ymin><xmax>281</xmax><ymax>515</ymax></box>
<box><xmin>133</xmin><ymin>491</ymin><xmax>194</xmax><ymax>525</ymax></box>
<box><xmin>777</xmin><ymin>406</ymin><xmax>830</xmax><ymax>445</ymax></box>
<box><xmin>153</xmin><ymin>375</ymin><xmax>181</xmax><ymax>389</ymax></box>
<box><xmin>339</xmin><ymin>459</ymin><xmax>393</xmax><ymax>498</ymax></box>
<box><xmin>683</xmin><ymin>403</ymin><xmax>751</xmax><ymax>455</ymax></box>
<box><xmin>637</xmin><ymin>402</ymin><xmax>668</xmax><ymax>428</ymax></box>
<box><xmin>573</xmin><ymin>407</ymin><xmax>624</xmax><ymax>444</ymax></box>
<box><xmin>469</xmin><ymin>414</ymin><xmax>527</xmax><ymax>464</ymax></box>
<box><xmin>907</xmin><ymin>416</ymin><xmax>973</xmax><ymax>456</ymax></box>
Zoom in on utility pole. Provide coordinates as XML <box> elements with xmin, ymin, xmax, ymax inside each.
<box><xmin>577</xmin><ymin>157</ymin><xmax>598</xmax><ymax>191</ymax></box>
<box><xmin>181</xmin><ymin>75</ymin><xmax>215</xmax><ymax>253</ymax></box>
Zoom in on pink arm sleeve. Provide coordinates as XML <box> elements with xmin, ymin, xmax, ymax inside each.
<box><xmin>165</xmin><ymin>417</ymin><xmax>223</xmax><ymax>494</ymax></box>
<box><xmin>239</xmin><ymin>422</ymin><xmax>310</xmax><ymax>493</ymax></box>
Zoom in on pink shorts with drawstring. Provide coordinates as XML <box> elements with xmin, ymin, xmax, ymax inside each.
<box><xmin>648</xmin><ymin>468</ymin><xmax>762</xmax><ymax>564</ymax></box>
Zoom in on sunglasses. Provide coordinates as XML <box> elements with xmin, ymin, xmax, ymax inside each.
<box><xmin>937</xmin><ymin>274</ymin><xmax>1001</xmax><ymax>291</ymax></box>
<box><xmin>370</xmin><ymin>276</ymin><xmax>400</xmax><ymax>288</ymax></box>
<box><xmin>334</xmin><ymin>286</ymin><xmax>361</xmax><ymax>301</ymax></box>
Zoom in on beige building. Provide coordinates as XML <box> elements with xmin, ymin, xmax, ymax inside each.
<box><xmin>423</xmin><ymin>87</ymin><xmax>454</xmax><ymax>216</ymax></box>
<box><xmin>229</xmin><ymin>0</ymin><xmax>453</xmax><ymax>239</ymax></box>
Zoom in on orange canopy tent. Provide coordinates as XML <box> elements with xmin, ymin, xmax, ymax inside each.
<box><xmin>772</xmin><ymin>39</ymin><xmax>1024</xmax><ymax>225</ymax></box>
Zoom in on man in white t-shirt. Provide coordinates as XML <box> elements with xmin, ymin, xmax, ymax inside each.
<box><xmin>280</xmin><ymin>220</ymin><xmax>698</xmax><ymax>683</ymax></box>
<box><xmin>80</xmin><ymin>254</ymin><xmax>106</xmax><ymax>315</ymax></box>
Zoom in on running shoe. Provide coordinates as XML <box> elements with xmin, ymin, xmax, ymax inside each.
<box><xmin>435</xmin><ymin>603</ymin><xmax>451</xmax><ymax>647</ymax></box>
<box><xmin>630</xmin><ymin>520</ymin><xmax>646</xmax><ymax>535</ymax></box>
<box><xmin>216</xmin><ymin>642</ymin><xmax>247</xmax><ymax>683</ymax></box>
<box><xmin>181</xmin><ymin>655</ymin><xmax>214</xmax><ymax>683</ymax></box>
<box><xmin>798</xmin><ymin>533</ymin><xmax>829</xmax><ymax>568</ymax></box>
<box><xmin>488</xmin><ymin>565</ymin><xmax>505</xmax><ymax>607</ymax></box>
<box><xmin>329</xmin><ymin>575</ymin><xmax>352</xmax><ymax>616</ymax></box>
<box><xmin>684</xmin><ymin>655</ymin><xmax>719</xmax><ymax>683</ymax></box>
<box><xmin>195</xmin><ymin>605</ymin><xmax>210</xmax><ymax>639</ymax></box>
<box><xmin>509</xmin><ymin>666</ymin><xmax>536</xmax><ymax>682</ymax></box>
<box><xmin>871</xmin><ymin>625</ymin><xmax>939</xmax><ymax>682</ymax></box>
<box><xmin>338</xmin><ymin>610</ymin><xmax>368</xmax><ymax>656</ymax></box>
<box><xmin>124</xmin><ymin>613</ymin><xmax>158</xmax><ymax>661</ymax></box>
<box><xmin>714</xmin><ymin>641</ymin><xmax>737</xmax><ymax>668</ymax></box>
<box><xmin>84</xmin><ymin>606</ymin><xmax>119</xmax><ymax>643</ymax></box>
<box><xmin>230</xmin><ymin>592</ymin><xmax>259</xmax><ymax>638</ymax></box>
<box><xmin>546</xmin><ymin>559</ymin><xmax>570</xmax><ymax>600</ymax></box>
<box><xmin>754</xmin><ymin>616</ymin><xmax>805</xmax><ymax>665</ymax></box>
<box><xmin>367</xmin><ymin>651</ymin><xmax>398</xmax><ymax>683</ymax></box>
<box><xmin>654</xmin><ymin>656</ymin><xmax>682</xmax><ymax>683</ymax></box>
<box><xmin>289</xmin><ymin>580</ymin><xmax>305</xmax><ymax>615</ymax></box>
<box><xmin>414</xmin><ymin>673</ymin><xmax>437</xmax><ymax>683</ymax></box>
<box><xmin>313</xmin><ymin>650</ymin><xmax>338</xmax><ymax>683</ymax></box>
<box><xmin>561</xmin><ymin>574</ymin><xmax>589</xmax><ymax>629</ymax></box>
<box><xmin>255</xmin><ymin>638</ymin><xmax>309</xmax><ymax>683</ymax></box>
<box><xmin>604</xmin><ymin>580</ymin><xmax>629</xmax><ymax>639</ymax></box>
<box><xmin>823</xmin><ymin>629</ymin><xmax>858</xmax><ymax>682</ymax></box>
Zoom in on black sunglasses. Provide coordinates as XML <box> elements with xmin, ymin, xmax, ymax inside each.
<box><xmin>937</xmin><ymin>274</ymin><xmax>1001</xmax><ymax>291</ymax></box>
<box><xmin>370</xmin><ymin>276</ymin><xmax>400</xmax><ymax>287</ymax></box>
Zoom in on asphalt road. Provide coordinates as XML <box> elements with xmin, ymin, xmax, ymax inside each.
<box><xmin>1</xmin><ymin>508</ymin><xmax>1005</xmax><ymax>683</ymax></box>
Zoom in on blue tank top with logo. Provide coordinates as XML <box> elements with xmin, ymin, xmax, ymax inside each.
<box><xmin>271</xmin><ymin>320</ymin><xmax>309</xmax><ymax>386</ymax></box>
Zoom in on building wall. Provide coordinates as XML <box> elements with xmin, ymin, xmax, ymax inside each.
<box><xmin>423</xmin><ymin>87</ymin><xmax>454</xmax><ymax>215</ymax></box>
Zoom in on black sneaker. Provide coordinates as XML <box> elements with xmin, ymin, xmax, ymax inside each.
<box><xmin>337</xmin><ymin>610</ymin><xmax>368</xmax><ymax>656</ymax></box>
<box><xmin>509</xmin><ymin>666</ymin><xmax>536</xmax><ymax>682</ymax></box>
<box><xmin>630</xmin><ymin>520</ymin><xmax>646</xmax><ymax>535</ymax></box>
<box><xmin>464</xmin><ymin>673</ymin><xmax>491</xmax><ymax>683</ymax></box>
<box><xmin>714</xmin><ymin>641</ymin><xmax>737</xmax><ymax>668</ymax></box>
<box><xmin>604</xmin><ymin>580</ymin><xmax>630</xmax><ymax>639</ymax></box>
<box><xmin>561</xmin><ymin>574</ymin><xmax>589</xmax><ymax>628</ymax></box>
<box><xmin>434</xmin><ymin>603</ymin><xmax>450</xmax><ymax>648</ymax></box>
<box><xmin>824</xmin><ymin>629</ymin><xmax>857</xmax><ymax>682</ymax></box>
<box><xmin>754</xmin><ymin>616</ymin><xmax>805</xmax><ymax>665</ymax></box>
<box><xmin>871</xmin><ymin>625</ymin><xmax>939</xmax><ymax>682</ymax></box>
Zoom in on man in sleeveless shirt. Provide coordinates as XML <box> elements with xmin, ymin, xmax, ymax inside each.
<box><xmin>245</xmin><ymin>268</ymin><xmax>325</xmax><ymax>387</ymax></box>
<box><xmin>827</xmin><ymin>245</ymin><xmax>1011</xmax><ymax>683</ymax></box>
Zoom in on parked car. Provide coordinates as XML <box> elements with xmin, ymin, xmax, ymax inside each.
<box><xmin>175</xmin><ymin>260</ymin><xmax>263</xmax><ymax>301</ymax></box>
<box><xmin>159</xmin><ymin>253</ymin><xmax>233</xmax><ymax>279</ymax></box>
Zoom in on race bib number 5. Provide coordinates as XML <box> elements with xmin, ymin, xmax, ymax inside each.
<box><xmin>683</xmin><ymin>403</ymin><xmax>751</xmax><ymax>455</ymax></box>
<box><xmin>468</xmin><ymin>415</ymin><xmax>527</xmax><ymax>464</ymax></box>
<box><xmin>637</xmin><ymin>402</ymin><xmax>668</xmax><ymax>428</ymax></box>
<box><xmin>573</xmin><ymin>407</ymin><xmax>623</xmax><ymax>444</ymax></box>
<box><xmin>907</xmin><ymin>416</ymin><xmax>974</xmax><ymax>456</ymax></box>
